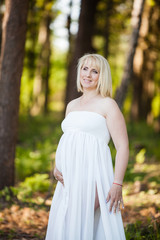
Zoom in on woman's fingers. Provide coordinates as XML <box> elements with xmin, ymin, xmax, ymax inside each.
<box><xmin>114</xmin><ymin>201</ymin><xmax>118</xmax><ymax>213</ymax></box>
<box><xmin>109</xmin><ymin>198</ymin><xmax>116</xmax><ymax>212</ymax></box>
<box><xmin>59</xmin><ymin>172</ymin><xmax>63</xmax><ymax>177</ymax></box>
<box><xmin>118</xmin><ymin>200</ymin><xmax>121</xmax><ymax>211</ymax></box>
<box><xmin>106</xmin><ymin>192</ymin><xmax>111</xmax><ymax>203</ymax></box>
<box><xmin>58</xmin><ymin>175</ymin><xmax>64</xmax><ymax>183</ymax></box>
<box><xmin>54</xmin><ymin>166</ymin><xmax>60</xmax><ymax>175</ymax></box>
<box><xmin>54</xmin><ymin>166</ymin><xmax>64</xmax><ymax>185</ymax></box>
<box><xmin>106</xmin><ymin>185</ymin><xmax>123</xmax><ymax>213</ymax></box>
<box><xmin>56</xmin><ymin>175</ymin><xmax>64</xmax><ymax>186</ymax></box>
<box><xmin>110</xmin><ymin>198</ymin><xmax>124</xmax><ymax>213</ymax></box>
<box><xmin>114</xmin><ymin>200</ymin><xmax>122</xmax><ymax>213</ymax></box>
<box><xmin>55</xmin><ymin>174</ymin><xmax>63</xmax><ymax>181</ymax></box>
<box><xmin>109</xmin><ymin>199</ymin><xmax>122</xmax><ymax>213</ymax></box>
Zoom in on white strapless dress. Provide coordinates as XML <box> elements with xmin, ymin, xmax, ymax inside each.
<box><xmin>45</xmin><ymin>111</ymin><xmax>126</xmax><ymax>240</ymax></box>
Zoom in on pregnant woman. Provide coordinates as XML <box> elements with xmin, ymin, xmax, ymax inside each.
<box><xmin>45</xmin><ymin>53</ymin><xmax>129</xmax><ymax>240</ymax></box>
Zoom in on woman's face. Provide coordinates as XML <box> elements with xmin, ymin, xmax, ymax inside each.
<box><xmin>80</xmin><ymin>60</ymin><xmax>100</xmax><ymax>91</ymax></box>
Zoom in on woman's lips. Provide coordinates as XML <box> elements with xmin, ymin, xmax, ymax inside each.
<box><xmin>83</xmin><ymin>79</ymin><xmax>92</xmax><ymax>83</ymax></box>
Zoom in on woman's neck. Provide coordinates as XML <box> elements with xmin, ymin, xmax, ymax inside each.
<box><xmin>81</xmin><ymin>90</ymin><xmax>99</xmax><ymax>100</ymax></box>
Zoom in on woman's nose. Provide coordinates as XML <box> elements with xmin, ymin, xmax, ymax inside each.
<box><xmin>86</xmin><ymin>70</ymin><xmax>91</xmax><ymax>77</ymax></box>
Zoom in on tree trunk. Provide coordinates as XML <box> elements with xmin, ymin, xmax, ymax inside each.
<box><xmin>0</xmin><ymin>0</ymin><xmax>29</xmax><ymax>189</ymax></box>
<box><xmin>115</xmin><ymin>0</ymin><xmax>145</xmax><ymax>109</ymax></box>
<box><xmin>103</xmin><ymin>0</ymin><xmax>113</xmax><ymax>58</ymax></box>
<box><xmin>131</xmin><ymin>0</ymin><xmax>160</xmax><ymax>122</ymax></box>
<box><xmin>44</xmin><ymin>14</ymin><xmax>52</xmax><ymax>114</ymax></box>
<box><xmin>66</xmin><ymin>0</ymin><xmax>74</xmax><ymax>65</ymax></box>
<box><xmin>0</xmin><ymin>1</ymin><xmax>5</xmax><ymax>54</ymax></box>
<box><xmin>65</xmin><ymin>0</ymin><xmax>100</xmax><ymax>108</ymax></box>
<box><xmin>31</xmin><ymin>1</ymin><xmax>52</xmax><ymax>115</ymax></box>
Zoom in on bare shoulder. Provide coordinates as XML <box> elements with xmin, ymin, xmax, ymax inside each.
<box><xmin>65</xmin><ymin>97</ymin><xmax>80</xmax><ymax>115</ymax></box>
<box><xmin>104</xmin><ymin>97</ymin><xmax>119</xmax><ymax>109</ymax></box>
<box><xmin>101</xmin><ymin>97</ymin><xmax>122</xmax><ymax>118</ymax></box>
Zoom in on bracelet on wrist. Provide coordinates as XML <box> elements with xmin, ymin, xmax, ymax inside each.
<box><xmin>113</xmin><ymin>182</ymin><xmax>123</xmax><ymax>187</ymax></box>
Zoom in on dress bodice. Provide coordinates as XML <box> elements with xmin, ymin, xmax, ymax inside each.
<box><xmin>61</xmin><ymin>111</ymin><xmax>110</xmax><ymax>144</ymax></box>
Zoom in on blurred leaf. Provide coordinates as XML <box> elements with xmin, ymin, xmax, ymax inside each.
<box><xmin>152</xmin><ymin>95</ymin><xmax>160</xmax><ymax>118</ymax></box>
<box><xmin>18</xmin><ymin>173</ymin><xmax>50</xmax><ymax>200</ymax></box>
<box><xmin>136</xmin><ymin>148</ymin><xmax>146</xmax><ymax>164</ymax></box>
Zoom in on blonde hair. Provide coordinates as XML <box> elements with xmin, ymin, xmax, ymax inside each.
<box><xmin>77</xmin><ymin>53</ymin><xmax>112</xmax><ymax>97</ymax></box>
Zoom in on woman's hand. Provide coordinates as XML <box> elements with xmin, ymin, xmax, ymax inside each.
<box><xmin>53</xmin><ymin>166</ymin><xmax>64</xmax><ymax>186</ymax></box>
<box><xmin>106</xmin><ymin>184</ymin><xmax>124</xmax><ymax>213</ymax></box>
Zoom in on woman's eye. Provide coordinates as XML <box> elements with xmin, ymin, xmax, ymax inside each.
<box><xmin>82</xmin><ymin>67</ymin><xmax>87</xmax><ymax>70</ymax></box>
<box><xmin>93</xmin><ymin>70</ymin><xmax>98</xmax><ymax>74</ymax></box>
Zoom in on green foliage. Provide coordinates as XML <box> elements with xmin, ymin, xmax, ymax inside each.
<box><xmin>16</xmin><ymin>146</ymin><xmax>50</xmax><ymax>180</ymax></box>
<box><xmin>16</xmin><ymin>113</ymin><xmax>62</xmax><ymax>181</ymax></box>
<box><xmin>136</xmin><ymin>148</ymin><xmax>146</xmax><ymax>164</ymax></box>
<box><xmin>152</xmin><ymin>95</ymin><xmax>160</xmax><ymax>118</ymax></box>
<box><xmin>127</xmin><ymin>121</ymin><xmax>160</xmax><ymax>162</ymax></box>
<box><xmin>125</xmin><ymin>220</ymin><xmax>160</xmax><ymax>240</ymax></box>
<box><xmin>148</xmin><ymin>176</ymin><xmax>160</xmax><ymax>185</ymax></box>
<box><xmin>49</xmin><ymin>52</ymin><xmax>67</xmax><ymax>95</ymax></box>
<box><xmin>109</xmin><ymin>121</ymin><xmax>160</xmax><ymax>184</ymax></box>
<box><xmin>0</xmin><ymin>187</ymin><xmax>17</xmax><ymax>202</ymax></box>
<box><xmin>17</xmin><ymin>173</ymin><xmax>50</xmax><ymax>199</ymax></box>
<box><xmin>0</xmin><ymin>174</ymin><xmax>50</xmax><ymax>202</ymax></box>
<box><xmin>147</xmin><ymin>0</ymin><xmax>156</xmax><ymax>7</ymax></box>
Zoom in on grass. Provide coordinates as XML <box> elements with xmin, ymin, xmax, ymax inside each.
<box><xmin>125</xmin><ymin>221</ymin><xmax>160</xmax><ymax>240</ymax></box>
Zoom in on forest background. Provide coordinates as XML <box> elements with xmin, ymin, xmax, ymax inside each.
<box><xmin>0</xmin><ymin>0</ymin><xmax>160</xmax><ymax>239</ymax></box>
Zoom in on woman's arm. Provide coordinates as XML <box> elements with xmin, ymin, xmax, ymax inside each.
<box><xmin>105</xmin><ymin>98</ymin><xmax>129</xmax><ymax>212</ymax></box>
